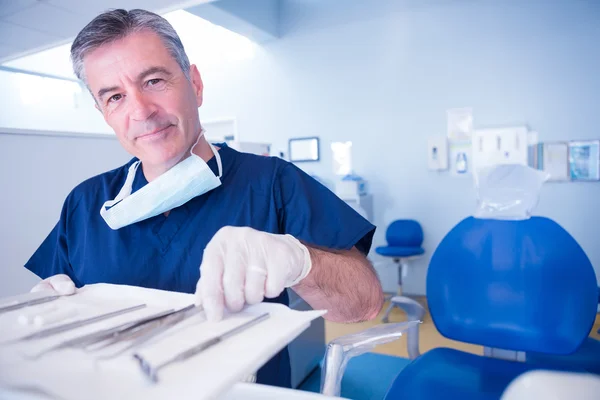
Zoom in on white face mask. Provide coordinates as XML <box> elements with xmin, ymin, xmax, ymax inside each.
<box><xmin>100</xmin><ymin>131</ymin><xmax>222</xmax><ymax>230</ymax></box>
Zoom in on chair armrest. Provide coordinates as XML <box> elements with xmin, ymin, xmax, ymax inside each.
<box><xmin>320</xmin><ymin>320</ymin><xmax>421</xmax><ymax>397</ymax></box>
<box><xmin>390</xmin><ymin>296</ymin><xmax>425</xmax><ymax>359</ymax></box>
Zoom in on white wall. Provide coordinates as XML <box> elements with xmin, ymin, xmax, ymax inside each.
<box><xmin>0</xmin><ymin>131</ymin><xmax>131</xmax><ymax>296</ymax></box>
<box><xmin>0</xmin><ymin>70</ymin><xmax>111</xmax><ymax>134</ymax></box>
<box><xmin>196</xmin><ymin>0</ymin><xmax>600</xmax><ymax>294</ymax></box>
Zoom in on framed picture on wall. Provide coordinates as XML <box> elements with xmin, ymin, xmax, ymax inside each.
<box><xmin>568</xmin><ymin>140</ymin><xmax>600</xmax><ymax>181</ymax></box>
<box><xmin>288</xmin><ymin>137</ymin><xmax>320</xmax><ymax>162</ymax></box>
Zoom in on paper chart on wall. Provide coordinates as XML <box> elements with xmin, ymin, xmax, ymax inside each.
<box><xmin>447</xmin><ymin>108</ymin><xmax>473</xmax><ymax>141</ymax></box>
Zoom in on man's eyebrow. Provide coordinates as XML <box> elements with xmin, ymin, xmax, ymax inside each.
<box><xmin>137</xmin><ymin>66</ymin><xmax>172</xmax><ymax>82</ymax></box>
<box><xmin>97</xmin><ymin>85</ymin><xmax>120</xmax><ymax>100</ymax></box>
<box><xmin>96</xmin><ymin>67</ymin><xmax>172</xmax><ymax>100</ymax></box>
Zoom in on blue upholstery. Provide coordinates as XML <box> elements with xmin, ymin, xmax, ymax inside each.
<box><xmin>380</xmin><ymin>216</ymin><xmax>598</xmax><ymax>400</ymax></box>
<box><xmin>376</xmin><ymin>246</ymin><xmax>425</xmax><ymax>258</ymax></box>
<box><xmin>376</xmin><ymin>220</ymin><xmax>424</xmax><ymax>258</ymax></box>
<box><xmin>384</xmin><ymin>348</ymin><xmax>583</xmax><ymax>400</ymax></box>
<box><xmin>427</xmin><ymin>216</ymin><xmax>597</xmax><ymax>354</ymax></box>
<box><xmin>526</xmin><ymin>337</ymin><xmax>600</xmax><ymax>375</ymax></box>
<box><xmin>525</xmin><ymin>288</ymin><xmax>600</xmax><ymax>374</ymax></box>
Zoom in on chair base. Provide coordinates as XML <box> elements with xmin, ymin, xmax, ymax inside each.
<box><xmin>382</xmin><ymin>295</ymin><xmax>411</xmax><ymax>323</ymax></box>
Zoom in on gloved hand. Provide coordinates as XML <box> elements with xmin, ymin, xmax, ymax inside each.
<box><xmin>195</xmin><ymin>226</ymin><xmax>312</xmax><ymax>321</ymax></box>
<box><xmin>30</xmin><ymin>274</ymin><xmax>76</xmax><ymax>295</ymax></box>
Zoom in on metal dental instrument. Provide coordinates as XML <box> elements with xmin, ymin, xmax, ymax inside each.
<box><xmin>18</xmin><ymin>304</ymin><xmax>147</xmax><ymax>341</ymax></box>
<box><xmin>86</xmin><ymin>305</ymin><xmax>196</xmax><ymax>352</ymax></box>
<box><xmin>134</xmin><ymin>312</ymin><xmax>270</xmax><ymax>383</ymax></box>
<box><xmin>93</xmin><ymin>305</ymin><xmax>203</xmax><ymax>360</ymax></box>
<box><xmin>82</xmin><ymin>307</ymin><xmax>183</xmax><ymax>351</ymax></box>
<box><xmin>0</xmin><ymin>294</ymin><xmax>60</xmax><ymax>314</ymax></box>
<box><xmin>25</xmin><ymin>307</ymin><xmax>179</xmax><ymax>359</ymax></box>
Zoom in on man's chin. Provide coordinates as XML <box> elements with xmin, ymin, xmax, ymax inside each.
<box><xmin>142</xmin><ymin>151</ymin><xmax>187</xmax><ymax>170</ymax></box>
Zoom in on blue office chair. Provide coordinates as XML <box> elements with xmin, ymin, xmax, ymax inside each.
<box><xmin>321</xmin><ymin>216</ymin><xmax>598</xmax><ymax>400</ymax></box>
<box><xmin>376</xmin><ymin>220</ymin><xmax>425</xmax><ymax>323</ymax></box>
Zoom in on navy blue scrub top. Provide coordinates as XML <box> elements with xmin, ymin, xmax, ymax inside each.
<box><xmin>25</xmin><ymin>143</ymin><xmax>376</xmax><ymax>388</ymax></box>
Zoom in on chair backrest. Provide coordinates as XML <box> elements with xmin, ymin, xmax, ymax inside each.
<box><xmin>427</xmin><ymin>216</ymin><xmax>598</xmax><ymax>354</ymax></box>
<box><xmin>386</xmin><ymin>220</ymin><xmax>423</xmax><ymax>247</ymax></box>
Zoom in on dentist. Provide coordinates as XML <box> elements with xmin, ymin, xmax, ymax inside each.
<box><xmin>25</xmin><ymin>8</ymin><xmax>384</xmax><ymax>388</ymax></box>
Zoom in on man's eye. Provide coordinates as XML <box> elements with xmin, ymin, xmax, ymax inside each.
<box><xmin>108</xmin><ymin>94</ymin><xmax>122</xmax><ymax>103</ymax></box>
<box><xmin>147</xmin><ymin>78</ymin><xmax>163</xmax><ymax>86</ymax></box>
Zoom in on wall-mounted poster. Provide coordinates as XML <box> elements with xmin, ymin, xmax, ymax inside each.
<box><xmin>569</xmin><ymin>140</ymin><xmax>600</xmax><ymax>181</ymax></box>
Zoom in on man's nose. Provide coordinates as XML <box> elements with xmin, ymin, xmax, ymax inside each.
<box><xmin>128</xmin><ymin>90</ymin><xmax>157</xmax><ymax>121</ymax></box>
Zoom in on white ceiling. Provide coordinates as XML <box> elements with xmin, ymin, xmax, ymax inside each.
<box><xmin>0</xmin><ymin>0</ymin><xmax>216</xmax><ymax>63</ymax></box>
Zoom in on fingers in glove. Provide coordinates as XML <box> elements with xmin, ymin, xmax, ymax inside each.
<box><xmin>30</xmin><ymin>281</ymin><xmax>54</xmax><ymax>293</ymax></box>
<box><xmin>49</xmin><ymin>275</ymin><xmax>76</xmax><ymax>295</ymax></box>
<box><xmin>264</xmin><ymin>261</ymin><xmax>288</xmax><ymax>298</ymax></box>
<box><xmin>198</xmin><ymin>246</ymin><xmax>226</xmax><ymax>322</ymax></box>
<box><xmin>31</xmin><ymin>274</ymin><xmax>75</xmax><ymax>295</ymax></box>
<box><xmin>222</xmin><ymin>248</ymin><xmax>246</xmax><ymax>313</ymax></box>
<box><xmin>245</xmin><ymin>264</ymin><xmax>267</xmax><ymax>305</ymax></box>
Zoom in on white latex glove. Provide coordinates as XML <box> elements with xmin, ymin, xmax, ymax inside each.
<box><xmin>30</xmin><ymin>274</ymin><xmax>76</xmax><ymax>296</ymax></box>
<box><xmin>195</xmin><ymin>226</ymin><xmax>312</xmax><ymax>321</ymax></box>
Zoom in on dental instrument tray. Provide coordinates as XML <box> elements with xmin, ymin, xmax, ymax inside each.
<box><xmin>0</xmin><ymin>284</ymin><xmax>325</xmax><ymax>400</ymax></box>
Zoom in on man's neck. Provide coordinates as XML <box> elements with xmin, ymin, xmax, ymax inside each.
<box><xmin>142</xmin><ymin>137</ymin><xmax>216</xmax><ymax>182</ymax></box>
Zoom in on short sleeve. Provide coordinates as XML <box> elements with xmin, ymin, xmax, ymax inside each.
<box><xmin>24</xmin><ymin>192</ymin><xmax>82</xmax><ymax>286</ymax></box>
<box><xmin>275</xmin><ymin>163</ymin><xmax>376</xmax><ymax>255</ymax></box>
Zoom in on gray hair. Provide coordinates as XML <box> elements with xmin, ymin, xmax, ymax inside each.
<box><xmin>70</xmin><ymin>9</ymin><xmax>191</xmax><ymax>86</ymax></box>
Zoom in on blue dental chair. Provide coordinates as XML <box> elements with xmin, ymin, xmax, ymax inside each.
<box><xmin>384</xmin><ymin>216</ymin><xmax>598</xmax><ymax>399</ymax></box>
<box><xmin>376</xmin><ymin>220</ymin><xmax>425</xmax><ymax>323</ymax></box>
<box><xmin>319</xmin><ymin>215</ymin><xmax>598</xmax><ymax>400</ymax></box>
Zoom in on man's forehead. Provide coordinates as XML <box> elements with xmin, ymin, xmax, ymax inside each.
<box><xmin>83</xmin><ymin>31</ymin><xmax>174</xmax><ymax>85</ymax></box>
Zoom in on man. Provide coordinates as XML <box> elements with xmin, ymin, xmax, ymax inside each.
<box><xmin>25</xmin><ymin>9</ymin><xmax>384</xmax><ymax>388</ymax></box>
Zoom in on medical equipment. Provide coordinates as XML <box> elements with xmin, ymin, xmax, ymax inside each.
<box><xmin>28</xmin><ymin>305</ymin><xmax>200</xmax><ymax>360</ymax></box>
<box><xmin>17</xmin><ymin>304</ymin><xmax>58</xmax><ymax>325</ymax></box>
<box><xmin>333</xmin><ymin>172</ymin><xmax>373</xmax><ymax>222</ymax></box>
<box><xmin>427</xmin><ymin>136</ymin><xmax>449</xmax><ymax>171</ymax></box>
<box><xmin>134</xmin><ymin>312</ymin><xmax>271</xmax><ymax>383</ymax></box>
<box><xmin>375</xmin><ymin>165</ymin><xmax>596</xmax><ymax>399</ymax></box>
<box><xmin>447</xmin><ymin>107</ymin><xmax>473</xmax><ymax>141</ymax></box>
<box><xmin>0</xmin><ymin>294</ymin><xmax>60</xmax><ymax>314</ymax></box>
<box><xmin>100</xmin><ymin>130</ymin><xmax>223</xmax><ymax>230</ymax></box>
<box><xmin>91</xmin><ymin>305</ymin><xmax>203</xmax><ymax>359</ymax></box>
<box><xmin>0</xmin><ymin>283</ymin><xmax>326</xmax><ymax>400</ymax></box>
<box><xmin>334</xmin><ymin>174</ymin><xmax>366</xmax><ymax>200</ymax></box>
<box><xmin>471</xmin><ymin>126</ymin><xmax>529</xmax><ymax>176</ymax></box>
<box><xmin>455</xmin><ymin>151</ymin><xmax>467</xmax><ymax>173</ymax></box>
<box><xmin>320</xmin><ymin>320</ymin><xmax>420</xmax><ymax>397</ymax></box>
<box><xmin>18</xmin><ymin>304</ymin><xmax>146</xmax><ymax>341</ymax></box>
<box><xmin>33</xmin><ymin>307</ymin><xmax>78</xmax><ymax>327</ymax></box>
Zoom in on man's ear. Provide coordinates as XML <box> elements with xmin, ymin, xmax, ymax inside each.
<box><xmin>189</xmin><ymin>64</ymin><xmax>204</xmax><ymax>107</ymax></box>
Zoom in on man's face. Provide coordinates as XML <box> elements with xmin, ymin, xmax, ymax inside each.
<box><xmin>84</xmin><ymin>30</ymin><xmax>203</xmax><ymax>169</ymax></box>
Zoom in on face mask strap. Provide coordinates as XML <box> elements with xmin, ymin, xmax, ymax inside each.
<box><xmin>190</xmin><ymin>128</ymin><xmax>205</xmax><ymax>157</ymax></box>
<box><xmin>190</xmin><ymin>127</ymin><xmax>222</xmax><ymax>178</ymax></box>
<box><xmin>209</xmin><ymin>143</ymin><xmax>223</xmax><ymax>178</ymax></box>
